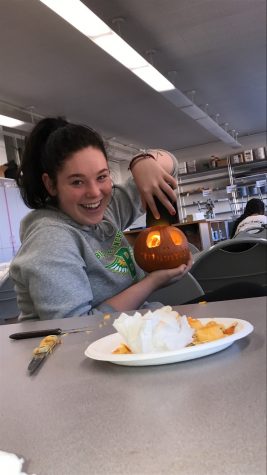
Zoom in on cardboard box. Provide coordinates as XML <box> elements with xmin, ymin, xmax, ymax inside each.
<box><xmin>192</xmin><ymin>212</ymin><xmax>205</xmax><ymax>221</ymax></box>
<box><xmin>217</xmin><ymin>158</ymin><xmax>228</xmax><ymax>167</ymax></box>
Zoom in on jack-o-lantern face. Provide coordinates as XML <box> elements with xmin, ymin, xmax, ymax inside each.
<box><xmin>133</xmin><ymin>225</ymin><xmax>190</xmax><ymax>272</ymax></box>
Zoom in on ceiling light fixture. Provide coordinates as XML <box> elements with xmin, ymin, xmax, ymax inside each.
<box><xmin>0</xmin><ymin>114</ymin><xmax>26</xmax><ymax>128</ymax></box>
<box><xmin>39</xmin><ymin>0</ymin><xmax>241</xmax><ymax>148</ymax></box>
<box><xmin>131</xmin><ymin>65</ymin><xmax>175</xmax><ymax>92</ymax></box>
<box><xmin>93</xmin><ymin>32</ymin><xmax>147</xmax><ymax>70</ymax></box>
<box><xmin>40</xmin><ymin>0</ymin><xmax>174</xmax><ymax>92</ymax></box>
<box><xmin>39</xmin><ymin>0</ymin><xmax>110</xmax><ymax>37</ymax></box>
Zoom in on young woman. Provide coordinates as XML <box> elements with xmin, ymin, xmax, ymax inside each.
<box><xmin>231</xmin><ymin>198</ymin><xmax>266</xmax><ymax>237</ymax></box>
<box><xmin>10</xmin><ymin>117</ymin><xmax>192</xmax><ymax>321</ymax></box>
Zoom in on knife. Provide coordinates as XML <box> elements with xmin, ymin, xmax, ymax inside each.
<box><xmin>9</xmin><ymin>327</ymin><xmax>95</xmax><ymax>340</ymax></box>
<box><xmin>27</xmin><ymin>335</ymin><xmax>61</xmax><ymax>375</ymax></box>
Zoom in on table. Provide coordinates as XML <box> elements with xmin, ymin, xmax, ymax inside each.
<box><xmin>0</xmin><ymin>297</ymin><xmax>266</xmax><ymax>475</ymax></box>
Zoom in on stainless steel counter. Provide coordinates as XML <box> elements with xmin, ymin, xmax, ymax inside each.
<box><xmin>0</xmin><ymin>297</ymin><xmax>266</xmax><ymax>475</ymax></box>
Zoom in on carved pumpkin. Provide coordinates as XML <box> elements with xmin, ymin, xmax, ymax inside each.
<box><xmin>134</xmin><ymin>225</ymin><xmax>190</xmax><ymax>272</ymax></box>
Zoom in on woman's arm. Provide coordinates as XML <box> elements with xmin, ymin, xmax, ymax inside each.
<box><xmin>130</xmin><ymin>149</ymin><xmax>178</xmax><ymax>219</ymax></box>
<box><xmin>10</xmin><ymin>227</ymin><xmax>97</xmax><ymax>320</ymax></box>
<box><xmin>104</xmin><ymin>254</ymin><xmax>193</xmax><ymax>312</ymax></box>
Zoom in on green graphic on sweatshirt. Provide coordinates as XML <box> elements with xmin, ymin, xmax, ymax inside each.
<box><xmin>105</xmin><ymin>247</ymin><xmax>136</xmax><ymax>279</ymax></box>
<box><xmin>95</xmin><ymin>231</ymin><xmax>137</xmax><ymax>279</ymax></box>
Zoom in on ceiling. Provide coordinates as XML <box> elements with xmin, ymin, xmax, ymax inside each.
<box><xmin>0</xmin><ymin>0</ymin><xmax>266</xmax><ymax>156</ymax></box>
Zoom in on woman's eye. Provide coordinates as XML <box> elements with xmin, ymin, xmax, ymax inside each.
<box><xmin>97</xmin><ymin>174</ymin><xmax>109</xmax><ymax>181</ymax></box>
<box><xmin>71</xmin><ymin>180</ymin><xmax>83</xmax><ymax>186</ymax></box>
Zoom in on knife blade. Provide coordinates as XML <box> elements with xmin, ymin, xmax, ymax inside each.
<box><xmin>27</xmin><ymin>335</ymin><xmax>61</xmax><ymax>375</ymax></box>
<box><xmin>28</xmin><ymin>353</ymin><xmax>48</xmax><ymax>374</ymax></box>
<box><xmin>10</xmin><ymin>327</ymin><xmax>94</xmax><ymax>340</ymax></box>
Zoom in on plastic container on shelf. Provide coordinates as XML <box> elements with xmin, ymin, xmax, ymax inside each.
<box><xmin>260</xmin><ymin>184</ymin><xmax>267</xmax><ymax>195</ymax></box>
<box><xmin>253</xmin><ymin>147</ymin><xmax>266</xmax><ymax>160</ymax></box>
<box><xmin>243</xmin><ymin>150</ymin><xmax>254</xmax><ymax>162</ymax></box>
<box><xmin>248</xmin><ymin>185</ymin><xmax>259</xmax><ymax>196</ymax></box>
<box><xmin>186</xmin><ymin>160</ymin><xmax>197</xmax><ymax>173</ymax></box>
<box><xmin>178</xmin><ymin>161</ymin><xmax>187</xmax><ymax>174</ymax></box>
<box><xmin>209</xmin><ymin>156</ymin><xmax>219</xmax><ymax>168</ymax></box>
<box><xmin>237</xmin><ymin>186</ymin><xmax>248</xmax><ymax>198</ymax></box>
<box><xmin>231</xmin><ymin>153</ymin><xmax>244</xmax><ymax>165</ymax></box>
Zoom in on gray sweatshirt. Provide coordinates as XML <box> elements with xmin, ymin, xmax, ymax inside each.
<box><xmin>10</xmin><ymin>156</ymin><xmax>178</xmax><ymax>321</ymax></box>
<box><xmin>10</xmin><ymin>178</ymin><xmax>148</xmax><ymax>320</ymax></box>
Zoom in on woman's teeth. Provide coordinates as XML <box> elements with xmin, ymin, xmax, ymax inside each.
<box><xmin>81</xmin><ymin>202</ymin><xmax>101</xmax><ymax>209</ymax></box>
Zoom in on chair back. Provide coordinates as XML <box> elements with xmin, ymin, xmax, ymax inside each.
<box><xmin>190</xmin><ymin>238</ymin><xmax>267</xmax><ymax>300</ymax></box>
<box><xmin>188</xmin><ymin>242</ymin><xmax>200</xmax><ymax>254</ymax></box>
<box><xmin>233</xmin><ymin>226</ymin><xmax>267</xmax><ymax>240</ymax></box>
<box><xmin>147</xmin><ymin>272</ymin><xmax>204</xmax><ymax>306</ymax></box>
<box><xmin>0</xmin><ymin>271</ymin><xmax>20</xmax><ymax>322</ymax></box>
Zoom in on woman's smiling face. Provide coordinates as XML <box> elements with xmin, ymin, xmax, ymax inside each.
<box><xmin>42</xmin><ymin>146</ymin><xmax>113</xmax><ymax>226</ymax></box>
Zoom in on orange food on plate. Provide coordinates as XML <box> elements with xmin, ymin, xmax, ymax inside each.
<box><xmin>223</xmin><ymin>323</ymin><xmax>238</xmax><ymax>335</ymax></box>
<box><xmin>112</xmin><ymin>315</ymin><xmax>238</xmax><ymax>353</ymax></box>
<box><xmin>187</xmin><ymin>317</ymin><xmax>203</xmax><ymax>329</ymax></box>
<box><xmin>195</xmin><ymin>323</ymin><xmax>225</xmax><ymax>343</ymax></box>
<box><xmin>112</xmin><ymin>343</ymin><xmax>132</xmax><ymax>354</ymax></box>
<box><xmin>190</xmin><ymin>319</ymin><xmax>238</xmax><ymax>343</ymax></box>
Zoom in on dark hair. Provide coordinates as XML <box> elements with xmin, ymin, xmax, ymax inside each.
<box><xmin>4</xmin><ymin>160</ymin><xmax>18</xmax><ymax>179</ymax></box>
<box><xmin>243</xmin><ymin>198</ymin><xmax>265</xmax><ymax>216</ymax></box>
<box><xmin>230</xmin><ymin>198</ymin><xmax>265</xmax><ymax>237</ymax></box>
<box><xmin>17</xmin><ymin>117</ymin><xmax>107</xmax><ymax>209</ymax></box>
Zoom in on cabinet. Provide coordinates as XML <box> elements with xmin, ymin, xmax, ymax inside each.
<box><xmin>177</xmin><ymin>158</ymin><xmax>267</xmax><ymax>223</ymax></box>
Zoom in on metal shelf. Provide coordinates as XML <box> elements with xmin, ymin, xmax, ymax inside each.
<box><xmin>178</xmin><ymin>159</ymin><xmax>267</xmax><ymax>186</ymax></box>
<box><xmin>178</xmin><ymin>159</ymin><xmax>267</xmax><ymax>223</ymax></box>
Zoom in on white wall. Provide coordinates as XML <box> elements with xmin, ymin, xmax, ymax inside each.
<box><xmin>0</xmin><ymin>128</ymin><xmax>7</xmax><ymax>165</ymax></box>
<box><xmin>0</xmin><ymin>178</ymin><xmax>29</xmax><ymax>263</ymax></box>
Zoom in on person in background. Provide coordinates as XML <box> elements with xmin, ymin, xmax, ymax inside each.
<box><xmin>10</xmin><ymin>117</ymin><xmax>192</xmax><ymax>321</ymax></box>
<box><xmin>3</xmin><ymin>160</ymin><xmax>19</xmax><ymax>179</ymax></box>
<box><xmin>230</xmin><ymin>198</ymin><xmax>267</xmax><ymax>237</ymax></box>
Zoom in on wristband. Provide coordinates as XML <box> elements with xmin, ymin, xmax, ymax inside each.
<box><xmin>128</xmin><ymin>152</ymin><xmax>156</xmax><ymax>171</ymax></box>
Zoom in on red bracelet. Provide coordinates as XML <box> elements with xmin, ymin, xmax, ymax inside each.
<box><xmin>128</xmin><ymin>152</ymin><xmax>156</xmax><ymax>171</ymax></box>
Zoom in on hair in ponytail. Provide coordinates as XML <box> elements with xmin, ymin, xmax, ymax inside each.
<box><xmin>17</xmin><ymin>117</ymin><xmax>107</xmax><ymax>209</ymax></box>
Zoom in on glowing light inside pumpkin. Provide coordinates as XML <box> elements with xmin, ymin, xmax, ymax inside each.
<box><xmin>169</xmin><ymin>228</ymin><xmax>183</xmax><ymax>245</ymax></box>
<box><xmin>146</xmin><ymin>231</ymin><xmax>161</xmax><ymax>248</ymax></box>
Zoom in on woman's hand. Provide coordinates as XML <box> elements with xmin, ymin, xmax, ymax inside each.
<box><xmin>104</xmin><ymin>253</ymin><xmax>193</xmax><ymax>312</ymax></box>
<box><xmin>130</xmin><ymin>151</ymin><xmax>178</xmax><ymax>219</ymax></box>
<box><xmin>146</xmin><ymin>253</ymin><xmax>193</xmax><ymax>289</ymax></box>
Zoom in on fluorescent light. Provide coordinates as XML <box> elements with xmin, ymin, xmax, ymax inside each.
<box><xmin>39</xmin><ymin>0</ymin><xmax>111</xmax><ymax>37</ymax></box>
<box><xmin>39</xmin><ymin>0</ymin><xmax>173</xmax><ymax>91</ymax></box>
<box><xmin>161</xmin><ymin>89</ymin><xmax>192</xmax><ymax>108</ymax></box>
<box><xmin>196</xmin><ymin>116</ymin><xmax>218</xmax><ymax>129</ymax></box>
<box><xmin>0</xmin><ymin>115</ymin><xmax>26</xmax><ymax>128</ymax></box>
<box><xmin>93</xmin><ymin>32</ymin><xmax>147</xmax><ymax>69</ymax></box>
<box><xmin>180</xmin><ymin>104</ymin><xmax>206</xmax><ymax>120</ymax></box>
<box><xmin>196</xmin><ymin>116</ymin><xmax>241</xmax><ymax>146</ymax></box>
<box><xmin>132</xmin><ymin>65</ymin><xmax>175</xmax><ymax>92</ymax></box>
<box><xmin>39</xmin><ymin>0</ymin><xmax>241</xmax><ymax>146</ymax></box>
<box><xmin>231</xmin><ymin>143</ymin><xmax>242</xmax><ymax>149</ymax></box>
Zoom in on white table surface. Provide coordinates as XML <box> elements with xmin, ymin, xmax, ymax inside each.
<box><xmin>0</xmin><ymin>297</ymin><xmax>266</xmax><ymax>475</ymax></box>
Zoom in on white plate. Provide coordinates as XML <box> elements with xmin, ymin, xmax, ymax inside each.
<box><xmin>84</xmin><ymin>318</ymin><xmax>254</xmax><ymax>366</ymax></box>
